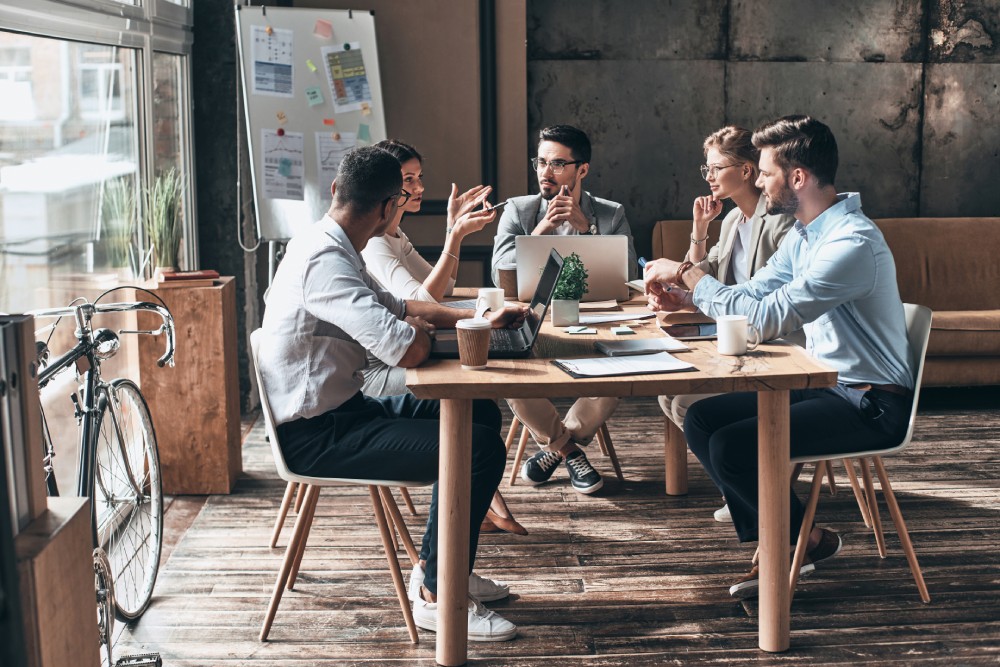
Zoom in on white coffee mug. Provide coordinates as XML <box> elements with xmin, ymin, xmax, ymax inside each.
<box><xmin>476</xmin><ymin>287</ymin><xmax>505</xmax><ymax>315</ymax></box>
<box><xmin>716</xmin><ymin>315</ymin><xmax>762</xmax><ymax>356</ymax></box>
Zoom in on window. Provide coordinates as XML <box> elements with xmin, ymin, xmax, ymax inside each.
<box><xmin>0</xmin><ymin>0</ymin><xmax>193</xmax><ymax>313</ymax></box>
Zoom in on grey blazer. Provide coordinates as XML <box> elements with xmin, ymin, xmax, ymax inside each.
<box><xmin>491</xmin><ymin>191</ymin><xmax>638</xmax><ymax>285</ymax></box>
<box><xmin>694</xmin><ymin>193</ymin><xmax>795</xmax><ymax>285</ymax></box>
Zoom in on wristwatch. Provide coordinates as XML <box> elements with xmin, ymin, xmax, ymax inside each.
<box><xmin>587</xmin><ymin>222</ymin><xmax>597</xmax><ymax>235</ymax></box>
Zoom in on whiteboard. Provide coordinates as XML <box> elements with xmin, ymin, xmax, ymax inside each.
<box><xmin>236</xmin><ymin>5</ymin><xmax>388</xmax><ymax>241</ymax></box>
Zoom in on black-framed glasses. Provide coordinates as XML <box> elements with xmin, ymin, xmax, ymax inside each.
<box><xmin>385</xmin><ymin>188</ymin><xmax>412</xmax><ymax>207</ymax></box>
<box><xmin>700</xmin><ymin>163</ymin><xmax>739</xmax><ymax>180</ymax></box>
<box><xmin>531</xmin><ymin>157</ymin><xmax>583</xmax><ymax>175</ymax></box>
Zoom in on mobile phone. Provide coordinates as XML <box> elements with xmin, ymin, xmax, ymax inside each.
<box><xmin>486</xmin><ymin>200</ymin><xmax>508</xmax><ymax>212</ymax></box>
<box><xmin>660</xmin><ymin>323</ymin><xmax>718</xmax><ymax>340</ymax></box>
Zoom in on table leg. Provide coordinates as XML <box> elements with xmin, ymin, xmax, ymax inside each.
<box><xmin>757</xmin><ymin>390</ymin><xmax>790</xmax><ymax>652</ymax></box>
<box><xmin>437</xmin><ymin>398</ymin><xmax>472</xmax><ymax>666</ymax></box>
<box><xmin>664</xmin><ymin>416</ymin><xmax>688</xmax><ymax>495</ymax></box>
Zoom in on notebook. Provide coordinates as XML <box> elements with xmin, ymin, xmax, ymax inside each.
<box><xmin>515</xmin><ymin>235</ymin><xmax>629</xmax><ymax>302</ymax></box>
<box><xmin>594</xmin><ymin>337</ymin><xmax>689</xmax><ymax>356</ymax></box>
<box><xmin>429</xmin><ymin>249</ymin><xmax>563</xmax><ymax>359</ymax></box>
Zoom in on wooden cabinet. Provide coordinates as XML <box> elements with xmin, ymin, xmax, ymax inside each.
<box><xmin>138</xmin><ymin>277</ymin><xmax>241</xmax><ymax>494</ymax></box>
<box><xmin>16</xmin><ymin>497</ymin><xmax>101</xmax><ymax>667</ymax></box>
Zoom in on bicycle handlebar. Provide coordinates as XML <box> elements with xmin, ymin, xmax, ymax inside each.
<box><xmin>28</xmin><ymin>301</ymin><xmax>176</xmax><ymax>368</ymax></box>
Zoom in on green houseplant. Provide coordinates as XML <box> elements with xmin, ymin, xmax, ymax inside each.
<box><xmin>100</xmin><ymin>176</ymin><xmax>139</xmax><ymax>277</ymax></box>
<box><xmin>551</xmin><ymin>251</ymin><xmax>588</xmax><ymax>325</ymax></box>
<box><xmin>143</xmin><ymin>167</ymin><xmax>184</xmax><ymax>276</ymax></box>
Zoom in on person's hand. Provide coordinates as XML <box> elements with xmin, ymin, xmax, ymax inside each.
<box><xmin>486</xmin><ymin>305</ymin><xmax>529</xmax><ymax>329</ymax></box>
<box><xmin>535</xmin><ymin>185</ymin><xmax>589</xmax><ymax>234</ymax></box>
<box><xmin>405</xmin><ymin>315</ymin><xmax>436</xmax><ymax>337</ymax></box>
<box><xmin>643</xmin><ymin>258</ymin><xmax>682</xmax><ymax>290</ymax></box>
<box><xmin>449</xmin><ymin>200</ymin><xmax>498</xmax><ymax>239</ymax></box>
<box><xmin>646</xmin><ymin>283</ymin><xmax>689</xmax><ymax>313</ymax></box>
<box><xmin>447</xmin><ymin>183</ymin><xmax>492</xmax><ymax>233</ymax></box>
<box><xmin>693</xmin><ymin>195</ymin><xmax>723</xmax><ymax>229</ymax></box>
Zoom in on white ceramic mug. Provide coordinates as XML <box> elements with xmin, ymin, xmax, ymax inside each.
<box><xmin>476</xmin><ymin>287</ymin><xmax>505</xmax><ymax>315</ymax></box>
<box><xmin>716</xmin><ymin>315</ymin><xmax>762</xmax><ymax>356</ymax></box>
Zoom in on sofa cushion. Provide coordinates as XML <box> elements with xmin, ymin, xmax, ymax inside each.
<box><xmin>927</xmin><ymin>310</ymin><xmax>1000</xmax><ymax>356</ymax></box>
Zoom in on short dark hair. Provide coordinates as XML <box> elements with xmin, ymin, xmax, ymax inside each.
<box><xmin>752</xmin><ymin>115</ymin><xmax>838</xmax><ymax>187</ymax></box>
<box><xmin>374</xmin><ymin>138</ymin><xmax>422</xmax><ymax>165</ymax></box>
<box><xmin>538</xmin><ymin>124</ymin><xmax>591</xmax><ymax>163</ymax></box>
<box><xmin>334</xmin><ymin>146</ymin><xmax>402</xmax><ymax>213</ymax></box>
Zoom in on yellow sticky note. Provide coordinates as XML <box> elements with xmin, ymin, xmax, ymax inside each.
<box><xmin>306</xmin><ymin>59</ymin><xmax>317</xmax><ymax>73</ymax></box>
<box><xmin>276</xmin><ymin>111</ymin><xmax>287</xmax><ymax>125</ymax></box>
<box><xmin>361</xmin><ymin>102</ymin><xmax>371</xmax><ymax>116</ymax></box>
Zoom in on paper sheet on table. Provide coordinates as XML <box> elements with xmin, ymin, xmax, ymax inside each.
<box><xmin>553</xmin><ymin>352</ymin><xmax>695</xmax><ymax>378</ymax></box>
<box><xmin>578</xmin><ymin>312</ymin><xmax>656</xmax><ymax>325</ymax></box>
<box><xmin>626</xmin><ymin>279</ymin><xmax>645</xmax><ymax>293</ymax></box>
<box><xmin>594</xmin><ymin>335</ymin><xmax>689</xmax><ymax>356</ymax></box>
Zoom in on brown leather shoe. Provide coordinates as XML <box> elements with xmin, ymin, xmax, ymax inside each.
<box><xmin>483</xmin><ymin>508</ymin><xmax>528</xmax><ymax>535</ymax></box>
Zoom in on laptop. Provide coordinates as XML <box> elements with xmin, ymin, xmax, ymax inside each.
<box><xmin>515</xmin><ymin>235</ymin><xmax>629</xmax><ymax>302</ymax></box>
<box><xmin>430</xmin><ymin>249</ymin><xmax>563</xmax><ymax>359</ymax></box>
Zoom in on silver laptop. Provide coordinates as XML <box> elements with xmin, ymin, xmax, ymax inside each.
<box><xmin>515</xmin><ymin>235</ymin><xmax>629</xmax><ymax>302</ymax></box>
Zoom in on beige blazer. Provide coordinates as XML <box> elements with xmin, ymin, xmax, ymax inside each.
<box><xmin>693</xmin><ymin>193</ymin><xmax>795</xmax><ymax>285</ymax></box>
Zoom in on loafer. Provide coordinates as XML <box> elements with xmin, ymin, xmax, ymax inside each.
<box><xmin>483</xmin><ymin>508</ymin><xmax>529</xmax><ymax>536</ymax></box>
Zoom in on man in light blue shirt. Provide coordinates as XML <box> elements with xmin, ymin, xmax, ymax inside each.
<box><xmin>643</xmin><ymin>115</ymin><xmax>913</xmax><ymax>599</ymax></box>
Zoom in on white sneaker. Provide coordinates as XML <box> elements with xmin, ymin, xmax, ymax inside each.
<box><xmin>409</xmin><ymin>565</ymin><xmax>510</xmax><ymax>603</ymax></box>
<box><xmin>714</xmin><ymin>503</ymin><xmax>732</xmax><ymax>523</ymax></box>
<box><xmin>412</xmin><ymin>594</ymin><xmax>517</xmax><ymax>642</ymax></box>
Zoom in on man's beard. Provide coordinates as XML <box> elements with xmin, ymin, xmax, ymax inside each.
<box><xmin>765</xmin><ymin>179</ymin><xmax>798</xmax><ymax>216</ymax></box>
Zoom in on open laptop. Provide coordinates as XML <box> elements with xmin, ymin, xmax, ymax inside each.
<box><xmin>515</xmin><ymin>235</ymin><xmax>629</xmax><ymax>302</ymax></box>
<box><xmin>430</xmin><ymin>249</ymin><xmax>563</xmax><ymax>359</ymax></box>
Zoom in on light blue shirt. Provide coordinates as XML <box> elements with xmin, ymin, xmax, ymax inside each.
<box><xmin>260</xmin><ymin>216</ymin><xmax>416</xmax><ymax>424</ymax></box>
<box><xmin>692</xmin><ymin>193</ymin><xmax>912</xmax><ymax>389</ymax></box>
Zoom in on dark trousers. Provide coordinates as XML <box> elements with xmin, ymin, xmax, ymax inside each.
<box><xmin>684</xmin><ymin>386</ymin><xmax>910</xmax><ymax>544</ymax></box>
<box><xmin>277</xmin><ymin>392</ymin><xmax>506</xmax><ymax>594</ymax></box>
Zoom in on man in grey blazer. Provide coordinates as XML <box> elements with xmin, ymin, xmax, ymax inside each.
<box><xmin>489</xmin><ymin>125</ymin><xmax>635</xmax><ymax>496</ymax></box>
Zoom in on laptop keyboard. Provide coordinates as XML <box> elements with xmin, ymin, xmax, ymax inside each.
<box><xmin>490</xmin><ymin>328</ymin><xmax>522</xmax><ymax>351</ymax></box>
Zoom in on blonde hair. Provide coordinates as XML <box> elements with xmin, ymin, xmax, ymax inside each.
<box><xmin>703</xmin><ymin>126</ymin><xmax>759</xmax><ymax>181</ymax></box>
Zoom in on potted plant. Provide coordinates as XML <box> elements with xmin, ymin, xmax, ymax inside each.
<box><xmin>142</xmin><ymin>167</ymin><xmax>184</xmax><ymax>278</ymax></box>
<box><xmin>100</xmin><ymin>176</ymin><xmax>139</xmax><ymax>278</ymax></box>
<box><xmin>551</xmin><ymin>251</ymin><xmax>588</xmax><ymax>326</ymax></box>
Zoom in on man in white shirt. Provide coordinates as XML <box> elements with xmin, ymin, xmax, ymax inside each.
<box><xmin>258</xmin><ymin>146</ymin><xmax>526</xmax><ymax>641</ymax></box>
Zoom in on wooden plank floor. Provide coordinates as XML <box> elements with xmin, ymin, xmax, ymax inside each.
<box><xmin>117</xmin><ymin>389</ymin><xmax>1000</xmax><ymax>665</ymax></box>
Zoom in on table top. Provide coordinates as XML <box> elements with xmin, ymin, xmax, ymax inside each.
<box><xmin>407</xmin><ymin>302</ymin><xmax>837</xmax><ymax>400</ymax></box>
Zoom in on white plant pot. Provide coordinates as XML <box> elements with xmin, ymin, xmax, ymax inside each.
<box><xmin>551</xmin><ymin>299</ymin><xmax>580</xmax><ymax>327</ymax></box>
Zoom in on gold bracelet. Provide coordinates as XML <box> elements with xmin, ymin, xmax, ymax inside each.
<box><xmin>690</xmin><ymin>234</ymin><xmax>709</xmax><ymax>245</ymax></box>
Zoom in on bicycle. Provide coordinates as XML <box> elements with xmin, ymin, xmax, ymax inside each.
<box><xmin>28</xmin><ymin>297</ymin><xmax>174</xmax><ymax>658</ymax></box>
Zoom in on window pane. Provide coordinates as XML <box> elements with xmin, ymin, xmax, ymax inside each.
<box><xmin>0</xmin><ymin>32</ymin><xmax>139</xmax><ymax>312</ymax></box>
<box><xmin>152</xmin><ymin>51</ymin><xmax>188</xmax><ymax>270</ymax></box>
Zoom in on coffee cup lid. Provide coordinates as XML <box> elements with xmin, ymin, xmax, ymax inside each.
<box><xmin>456</xmin><ymin>317</ymin><xmax>491</xmax><ymax>330</ymax></box>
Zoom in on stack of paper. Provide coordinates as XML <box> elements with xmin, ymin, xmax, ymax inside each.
<box><xmin>553</xmin><ymin>352</ymin><xmax>695</xmax><ymax>377</ymax></box>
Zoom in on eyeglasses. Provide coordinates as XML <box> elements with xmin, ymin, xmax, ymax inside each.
<box><xmin>385</xmin><ymin>188</ymin><xmax>412</xmax><ymax>207</ymax></box>
<box><xmin>700</xmin><ymin>163</ymin><xmax>739</xmax><ymax>180</ymax></box>
<box><xmin>531</xmin><ymin>157</ymin><xmax>583</xmax><ymax>175</ymax></box>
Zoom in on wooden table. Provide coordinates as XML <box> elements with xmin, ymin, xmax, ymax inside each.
<box><xmin>407</xmin><ymin>307</ymin><xmax>837</xmax><ymax>665</ymax></box>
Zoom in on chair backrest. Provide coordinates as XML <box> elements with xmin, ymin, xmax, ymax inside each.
<box><xmin>900</xmin><ymin>303</ymin><xmax>933</xmax><ymax>449</ymax></box>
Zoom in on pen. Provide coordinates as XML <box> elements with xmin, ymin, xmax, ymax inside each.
<box><xmin>638</xmin><ymin>256</ymin><xmax>647</xmax><ymax>269</ymax></box>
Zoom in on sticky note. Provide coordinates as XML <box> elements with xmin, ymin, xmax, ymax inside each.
<box><xmin>276</xmin><ymin>111</ymin><xmax>287</xmax><ymax>125</ymax></box>
<box><xmin>313</xmin><ymin>19</ymin><xmax>333</xmax><ymax>39</ymax></box>
<box><xmin>322</xmin><ymin>118</ymin><xmax>336</xmax><ymax>126</ymax></box>
<box><xmin>361</xmin><ymin>102</ymin><xmax>371</xmax><ymax>116</ymax></box>
<box><xmin>305</xmin><ymin>86</ymin><xmax>324</xmax><ymax>106</ymax></box>
<box><xmin>278</xmin><ymin>158</ymin><xmax>292</xmax><ymax>177</ymax></box>
<box><xmin>306</xmin><ymin>59</ymin><xmax>317</xmax><ymax>73</ymax></box>
<box><xmin>611</xmin><ymin>326</ymin><xmax>635</xmax><ymax>335</ymax></box>
<box><xmin>357</xmin><ymin>123</ymin><xmax>371</xmax><ymax>142</ymax></box>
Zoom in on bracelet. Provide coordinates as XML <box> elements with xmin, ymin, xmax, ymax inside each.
<box><xmin>443</xmin><ymin>251</ymin><xmax>459</xmax><ymax>262</ymax></box>
<box><xmin>674</xmin><ymin>260</ymin><xmax>694</xmax><ymax>287</ymax></box>
<box><xmin>690</xmin><ymin>234</ymin><xmax>709</xmax><ymax>245</ymax></box>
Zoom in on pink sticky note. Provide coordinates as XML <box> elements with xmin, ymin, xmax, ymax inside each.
<box><xmin>314</xmin><ymin>19</ymin><xmax>333</xmax><ymax>39</ymax></box>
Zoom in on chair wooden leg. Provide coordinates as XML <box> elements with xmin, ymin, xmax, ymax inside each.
<box><xmin>508</xmin><ymin>423</ymin><xmax>530</xmax><ymax>487</ymax></box>
<box><xmin>379</xmin><ymin>486</ymin><xmax>420</xmax><ymax>567</ymax></box>
<box><xmin>790</xmin><ymin>462</ymin><xmax>804</xmax><ymax>484</ymax></box>
<box><xmin>842</xmin><ymin>458</ymin><xmax>873</xmax><ymax>529</ymax></box>
<box><xmin>824</xmin><ymin>461</ymin><xmax>838</xmax><ymax>496</ymax></box>
<box><xmin>790</xmin><ymin>466</ymin><xmax>826</xmax><ymax>598</ymax></box>
<box><xmin>288</xmin><ymin>486</ymin><xmax>320</xmax><ymax>590</ymax></box>
<box><xmin>381</xmin><ymin>492</ymin><xmax>400</xmax><ymax>553</ymax></box>
<box><xmin>294</xmin><ymin>482</ymin><xmax>306</xmax><ymax>513</ymax></box>
<box><xmin>398</xmin><ymin>487</ymin><xmax>417</xmax><ymax>516</ymax></box>
<box><xmin>872</xmin><ymin>457</ymin><xmax>931</xmax><ymax>603</ymax></box>
<box><xmin>369</xmin><ymin>486</ymin><xmax>420</xmax><ymax>644</ymax></box>
<box><xmin>858</xmin><ymin>457</ymin><xmax>888</xmax><ymax>558</ymax></box>
<box><xmin>504</xmin><ymin>417</ymin><xmax>521</xmax><ymax>453</ymax></box>
<box><xmin>270</xmin><ymin>481</ymin><xmax>297</xmax><ymax>548</ymax></box>
<box><xmin>260</xmin><ymin>484</ymin><xmax>319</xmax><ymax>641</ymax></box>
<box><xmin>596</xmin><ymin>423</ymin><xmax>624</xmax><ymax>482</ymax></box>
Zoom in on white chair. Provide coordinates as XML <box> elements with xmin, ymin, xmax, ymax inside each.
<box><xmin>788</xmin><ymin>304</ymin><xmax>933</xmax><ymax>603</ymax></box>
<box><xmin>250</xmin><ymin>330</ymin><xmax>433</xmax><ymax>643</ymax></box>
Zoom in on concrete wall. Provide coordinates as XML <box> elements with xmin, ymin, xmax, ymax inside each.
<box><xmin>527</xmin><ymin>0</ymin><xmax>1000</xmax><ymax>259</ymax></box>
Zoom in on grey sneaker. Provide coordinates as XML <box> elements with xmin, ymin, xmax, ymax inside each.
<box><xmin>521</xmin><ymin>450</ymin><xmax>563</xmax><ymax>486</ymax></box>
<box><xmin>565</xmin><ymin>449</ymin><xmax>603</xmax><ymax>495</ymax></box>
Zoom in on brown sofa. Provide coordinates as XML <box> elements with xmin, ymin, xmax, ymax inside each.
<box><xmin>652</xmin><ymin>217</ymin><xmax>1000</xmax><ymax>387</ymax></box>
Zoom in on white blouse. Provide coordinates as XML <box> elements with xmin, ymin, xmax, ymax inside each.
<box><xmin>361</xmin><ymin>228</ymin><xmax>455</xmax><ymax>303</ymax></box>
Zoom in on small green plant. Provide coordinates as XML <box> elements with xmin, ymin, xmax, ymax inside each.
<box><xmin>143</xmin><ymin>167</ymin><xmax>184</xmax><ymax>271</ymax></box>
<box><xmin>553</xmin><ymin>251</ymin><xmax>589</xmax><ymax>301</ymax></box>
<box><xmin>100</xmin><ymin>176</ymin><xmax>138</xmax><ymax>273</ymax></box>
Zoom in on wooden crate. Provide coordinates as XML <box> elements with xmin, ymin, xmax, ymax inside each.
<box><xmin>137</xmin><ymin>277</ymin><xmax>241</xmax><ymax>494</ymax></box>
<box><xmin>16</xmin><ymin>497</ymin><xmax>101</xmax><ymax>667</ymax></box>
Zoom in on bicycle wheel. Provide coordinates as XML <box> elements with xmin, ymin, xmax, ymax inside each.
<box><xmin>92</xmin><ymin>379</ymin><xmax>163</xmax><ymax>622</ymax></box>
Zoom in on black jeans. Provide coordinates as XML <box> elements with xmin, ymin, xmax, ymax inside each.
<box><xmin>277</xmin><ymin>392</ymin><xmax>506</xmax><ymax>594</ymax></box>
<box><xmin>684</xmin><ymin>386</ymin><xmax>910</xmax><ymax>544</ymax></box>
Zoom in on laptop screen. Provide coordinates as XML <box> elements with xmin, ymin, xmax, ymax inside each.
<box><xmin>518</xmin><ymin>248</ymin><xmax>563</xmax><ymax>344</ymax></box>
